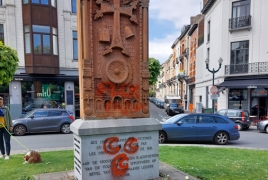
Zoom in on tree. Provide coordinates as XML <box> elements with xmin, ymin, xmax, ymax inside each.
<box><xmin>149</xmin><ymin>57</ymin><xmax>161</xmax><ymax>85</ymax></box>
<box><xmin>0</xmin><ymin>41</ymin><xmax>19</xmax><ymax>85</ymax></box>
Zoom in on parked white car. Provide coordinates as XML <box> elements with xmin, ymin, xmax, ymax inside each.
<box><xmin>257</xmin><ymin>120</ymin><xmax>268</xmax><ymax>133</ymax></box>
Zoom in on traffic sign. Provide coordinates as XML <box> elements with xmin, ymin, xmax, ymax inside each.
<box><xmin>211</xmin><ymin>94</ymin><xmax>218</xmax><ymax>100</ymax></box>
<box><xmin>210</xmin><ymin>86</ymin><xmax>218</xmax><ymax>95</ymax></box>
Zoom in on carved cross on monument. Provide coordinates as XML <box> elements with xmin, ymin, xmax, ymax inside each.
<box><xmin>95</xmin><ymin>0</ymin><xmax>138</xmax><ymax>56</ymax></box>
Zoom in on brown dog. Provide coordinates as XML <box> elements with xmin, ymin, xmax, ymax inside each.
<box><xmin>23</xmin><ymin>150</ymin><xmax>42</xmax><ymax>164</ymax></box>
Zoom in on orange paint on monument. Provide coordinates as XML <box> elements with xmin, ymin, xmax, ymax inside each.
<box><xmin>95</xmin><ymin>81</ymin><xmax>144</xmax><ymax>117</ymax></box>
<box><xmin>111</xmin><ymin>154</ymin><xmax>129</xmax><ymax>177</ymax></box>
<box><xmin>123</xmin><ymin>137</ymin><xmax>139</xmax><ymax>154</ymax></box>
<box><xmin>103</xmin><ymin>137</ymin><xmax>121</xmax><ymax>155</ymax></box>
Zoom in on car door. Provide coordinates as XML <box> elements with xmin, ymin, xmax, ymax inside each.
<box><xmin>27</xmin><ymin>110</ymin><xmax>48</xmax><ymax>132</ymax></box>
<box><xmin>47</xmin><ymin>110</ymin><xmax>63</xmax><ymax>131</ymax></box>
<box><xmin>172</xmin><ymin>115</ymin><xmax>197</xmax><ymax>141</ymax></box>
<box><xmin>196</xmin><ymin>115</ymin><xmax>218</xmax><ymax>141</ymax></box>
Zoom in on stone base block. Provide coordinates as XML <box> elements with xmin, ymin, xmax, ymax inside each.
<box><xmin>71</xmin><ymin>118</ymin><xmax>162</xmax><ymax>180</ymax></box>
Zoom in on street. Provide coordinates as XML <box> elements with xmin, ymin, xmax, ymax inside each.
<box><xmin>10</xmin><ymin>102</ymin><xmax>268</xmax><ymax>153</ymax></box>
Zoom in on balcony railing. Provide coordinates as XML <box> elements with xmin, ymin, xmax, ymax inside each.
<box><xmin>225</xmin><ymin>62</ymin><xmax>268</xmax><ymax>75</ymax></box>
<box><xmin>229</xmin><ymin>15</ymin><xmax>252</xmax><ymax>32</ymax></box>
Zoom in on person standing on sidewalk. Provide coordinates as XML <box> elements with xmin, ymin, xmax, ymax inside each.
<box><xmin>0</xmin><ymin>97</ymin><xmax>12</xmax><ymax>160</ymax></box>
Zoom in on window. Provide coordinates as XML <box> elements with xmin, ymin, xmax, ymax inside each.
<box><xmin>0</xmin><ymin>24</ymin><xmax>4</xmax><ymax>44</ymax></box>
<box><xmin>48</xmin><ymin>111</ymin><xmax>61</xmax><ymax>116</ymax></box>
<box><xmin>52</xmin><ymin>27</ymin><xmax>58</xmax><ymax>55</ymax></box>
<box><xmin>230</xmin><ymin>41</ymin><xmax>249</xmax><ymax>74</ymax></box>
<box><xmin>178</xmin><ymin>115</ymin><xmax>197</xmax><ymax>124</ymax></box>
<box><xmin>228</xmin><ymin>89</ymin><xmax>248</xmax><ymax>109</ymax></box>
<box><xmin>33</xmin><ymin>25</ymin><xmax>51</xmax><ymax>54</ymax></box>
<box><xmin>232</xmin><ymin>0</ymin><xmax>250</xmax><ymax>19</ymax></box>
<box><xmin>73</xmin><ymin>31</ymin><xmax>78</xmax><ymax>59</ymax></box>
<box><xmin>23</xmin><ymin>0</ymin><xmax>29</xmax><ymax>4</ymax></box>
<box><xmin>207</xmin><ymin>20</ymin><xmax>210</xmax><ymax>42</ymax></box>
<box><xmin>32</xmin><ymin>0</ymin><xmax>49</xmax><ymax>5</ymax></box>
<box><xmin>231</xmin><ymin>0</ymin><xmax>251</xmax><ymax>29</ymax></box>
<box><xmin>24</xmin><ymin>26</ymin><xmax>31</xmax><ymax>53</ymax></box>
<box><xmin>216</xmin><ymin>110</ymin><xmax>226</xmax><ymax>116</ymax></box>
<box><xmin>214</xmin><ymin>117</ymin><xmax>228</xmax><ymax>123</ymax></box>
<box><xmin>71</xmin><ymin>0</ymin><xmax>76</xmax><ymax>13</ymax></box>
<box><xmin>33</xmin><ymin>110</ymin><xmax>48</xmax><ymax>117</ymax></box>
<box><xmin>199</xmin><ymin>116</ymin><xmax>215</xmax><ymax>123</ymax></box>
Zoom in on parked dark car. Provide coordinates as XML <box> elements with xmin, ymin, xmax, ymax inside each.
<box><xmin>166</xmin><ymin>103</ymin><xmax>184</xmax><ymax>116</ymax></box>
<box><xmin>159</xmin><ymin>101</ymin><xmax>165</xmax><ymax>109</ymax></box>
<box><xmin>257</xmin><ymin>119</ymin><xmax>268</xmax><ymax>133</ymax></box>
<box><xmin>12</xmin><ymin>108</ymin><xmax>75</xmax><ymax>136</ymax></box>
<box><xmin>159</xmin><ymin>113</ymin><xmax>240</xmax><ymax>145</ymax></box>
<box><xmin>215</xmin><ymin>109</ymin><xmax>251</xmax><ymax>131</ymax></box>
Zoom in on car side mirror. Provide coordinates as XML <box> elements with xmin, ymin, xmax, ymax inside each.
<box><xmin>30</xmin><ymin>115</ymin><xmax>34</xmax><ymax>119</ymax></box>
<box><xmin>177</xmin><ymin>121</ymin><xmax>183</xmax><ymax>126</ymax></box>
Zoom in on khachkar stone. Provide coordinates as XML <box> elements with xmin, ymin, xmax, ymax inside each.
<box><xmin>77</xmin><ymin>0</ymin><xmax>150</xmax><ymax>119</ymax></box>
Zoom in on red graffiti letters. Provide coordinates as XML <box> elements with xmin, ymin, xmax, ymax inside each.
<box><xmin>124</xmin><ymin>137</ymin><xmax>139</xmax><ymax>154</ymax></box>
<box><xmin>103</xmin><ymin>136</ymin><xmax>139</xmax><ymax>177</ymax></box>
<box><xmin>103</xmin><ymin>137</ymin><xmax>121</xmax><ymax>155</ymax></box>
<box><xmin>111</xmin><ymin>154</ymin><xmax>129</xmax><ymax>177</ymax></box>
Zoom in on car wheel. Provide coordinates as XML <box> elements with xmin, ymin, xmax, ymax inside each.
<box><xmin>265</xmin><ymin>126</ymin><xmax>268</xmax><ymax>133</ymax></box>
<box><xmin>244</xmin><ymin>127</ymin><xmax>249</xmax><ymax>130</ymax></box>
<box><xmin>159</xmin><ymin>131</ymin><xmax>167</xmax><ymax>144</ymax></box>
<box><xmin>214</xmin><ymin>131</ymin><xmax>229</xmax><ymax>145</ymax></box>
<box><xmin>61</xmin><ymin>124</ymin><xmax>71</xmax><ymax>134</ymax></box>
<box><xmin>236</xmin><ymin>123</ymin><xmax>242</xmax><ymax>131</ymax></box>
<box><xmin>14</xmin><ymin>125</ymin><xmax>27</xmax><ymax>136</ymax></box>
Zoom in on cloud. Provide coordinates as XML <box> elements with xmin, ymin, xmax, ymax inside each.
<box><xmin>149</xmin><ymin>0</ymin><xmax>201</xmax><ymax>64</ymax></box>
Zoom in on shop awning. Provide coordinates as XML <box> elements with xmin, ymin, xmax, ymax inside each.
<box><xmin>217</xmin><ymin>79</ymin><xmax>268</xmax><ymax>88</ymax></box>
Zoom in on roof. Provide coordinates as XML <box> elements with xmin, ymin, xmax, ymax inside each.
<box><xmin>201</xmin><ymin>0</ymin><xmax>217</xmax><ymax>15</ymax></box>
<box><xmin>171</xmin><ymin>38</ymin><xmax>179</xmax><ymax>48</ymax></box>
<box><xmin>178</xmin><ymin>25</ymin><xmax>191</xmax><ymax>40</ymax></box>
<box><xmin>188</xmin><ymin>24</ymin><xmax>198</xmax><ymax>36</ymax></box>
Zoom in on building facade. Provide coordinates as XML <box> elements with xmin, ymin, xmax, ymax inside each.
<box><xmin>196</xmin><ymin>0</ymin><xmax>268</xmax><ymax>119</ymax></box>
<box><xmin>0</xmin><ymin>0</ymin><xmax>79</xmax><ymax>119</ymax></box>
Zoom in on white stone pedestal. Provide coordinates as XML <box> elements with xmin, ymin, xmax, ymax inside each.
<box><xmin>70</xmin><ymin>118</ymin><xmax>162</xmax><ymax>180</ymax></box>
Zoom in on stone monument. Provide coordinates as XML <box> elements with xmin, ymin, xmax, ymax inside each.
<box><xmin>71</xmin><ymin>0</ymin><xmax>161</xmax><ymax>179</ymax></box>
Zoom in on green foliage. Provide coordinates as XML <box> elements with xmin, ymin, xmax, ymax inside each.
<box><xmin>159</xmin><ymin>146</ymin><xmax>268</xmax><ymax>180</ymax></box>
<box><xmin>0</xmin><ymin>150</ymin><xmax>74</xmax><ymax>180</ymax></box>
<box><xmin>149</xmin><ymin>57</ymin><xmax>161</xmax><ymax>85</ymax></box>
<box><xmin>0</xmin><ymin>41</ymin><xmax>19</xmax><ymax>85</ymax></box>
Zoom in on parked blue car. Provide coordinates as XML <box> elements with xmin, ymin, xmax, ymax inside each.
<box><xmin>159</xmin><ymin>113</ymin><xmax>240</xmax><ymax>145</ymax></box>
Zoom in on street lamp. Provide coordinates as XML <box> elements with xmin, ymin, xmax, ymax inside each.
<box><xmin>205</xmin><ymin>57</ymin><xmax>223</xmax><ymax>113</ymax></box>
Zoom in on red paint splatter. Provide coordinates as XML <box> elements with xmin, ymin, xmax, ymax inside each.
<box><xmin>123</xmin><ymin>137</ymin><xmax>139</xmax><ymax>154</ymax></box>
<box><xmin>111</xmin><ymin>154</ymin><xmax>129</xmax><ymax>177</ymax></box>
<box><xmin>103</xmin><ymin>137</ymin><xmax>121</xmax><ymax>155</ymax></box>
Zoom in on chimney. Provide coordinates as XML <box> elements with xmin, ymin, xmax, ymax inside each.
<box><xmin>190</xmin><ymin>17</ymin><xmax>196</xmax><ymax>25</ymax></box>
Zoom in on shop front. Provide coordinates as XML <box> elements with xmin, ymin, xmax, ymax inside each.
<box><xmin>219</xmin><ymin>76</ymin><xmax>268</xmax><ymax>120</ymax></box>
<box><xmin>7</xmin><ymin>75</ymin><xmax>79</xmax><ymax>119</ymax></box>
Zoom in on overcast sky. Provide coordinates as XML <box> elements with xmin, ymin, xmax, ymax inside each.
<box><xmin>149</xmin><ymin>0</ymin><xmax>202</xmax><ymax>64</ymax></box>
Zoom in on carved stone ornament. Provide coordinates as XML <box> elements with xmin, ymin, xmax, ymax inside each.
<box><xmin>78</xmin><ymin>0</ymin><xmax>150</xmax><ymax>119</ymax></box>
<box><xmin>106</xmin><ymin>59</ymin><xmax>129</xmax><ymax>84</ymax></box>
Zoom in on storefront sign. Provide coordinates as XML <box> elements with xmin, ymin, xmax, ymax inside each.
<box><xmin>35</xmin><ymin>84</ymin><xmax>60</xmax><ymax>100</ymax></box>
<box><xmin>14</xmin><ymin>78</ymin><xmax>23</xmax><ymax>81</ymax></box>
<box><xmin>251</xmin><ymin>88</ymin><xmax>267</xmax><ymax>97</ymax></box>
<box><xmin>247</xmin><ymin>85</ymin><xmax>257</xmax><ymax>89</ymax></box>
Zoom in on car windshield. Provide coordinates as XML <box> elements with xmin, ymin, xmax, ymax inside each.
<box><xmin>164</xmin><ymin>114</ymin><xmax>188</xmax><ymax>124</ymax></box>
<box><xmin>25</xmin><ymin>110</ymin><xmax>36</xmax><ymax>118</ymax></box>
<box><xmin>170</xmin><ymin>104</ymin><xmax>178</xmax><ymax>107</ymax></box>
